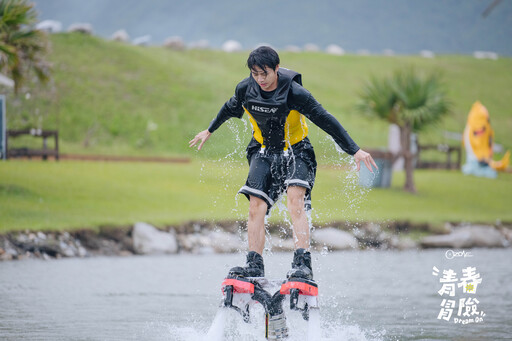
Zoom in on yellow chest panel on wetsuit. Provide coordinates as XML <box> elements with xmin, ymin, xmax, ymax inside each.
<box><xmin>243</xmin><ymin>107</ymin><xmax>308</xmax><ymax>151</ymax></box>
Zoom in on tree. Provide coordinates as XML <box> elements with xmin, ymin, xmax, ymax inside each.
<box><xmin>0</xmin><ymin>0</ymin><xmax>49</xmax><ymax>94</ymax></box>
<box><xmin>357</xmin><ymin>68</ymin><xmax>451</xmax><ymax>193</ymax></box>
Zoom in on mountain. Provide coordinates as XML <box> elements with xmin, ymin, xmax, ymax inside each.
<box><xmin>32</xmin><ymin>0</ymin><xmax>512</xmax><ymax>56</ymax></box>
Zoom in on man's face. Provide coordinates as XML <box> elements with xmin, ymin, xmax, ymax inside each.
<box><xmin>251</xmin><ymin>65</ymin><xmax>279</xmax><ymax>92</ymax></box>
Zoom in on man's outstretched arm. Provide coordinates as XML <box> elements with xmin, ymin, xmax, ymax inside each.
<box><xmin>293</xmin><ymin>86</ymin><xmax>378</xmax><ymax>172</ymax></box>
<box><xmin>189</xmin><ymin>81</ymin><xmax>247</xmax><ymax>151</ymax></box>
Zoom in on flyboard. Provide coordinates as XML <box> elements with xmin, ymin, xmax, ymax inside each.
<box><xmin>218</xmin><ymin>274</ymin><xmax>319</xmax><ymax>340</ymax></box>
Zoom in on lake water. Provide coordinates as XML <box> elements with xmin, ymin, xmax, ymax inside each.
<box><xmin>1</xmin><ymin>249</ymin><xmax>511</xmax><ymax>340</ymax></box>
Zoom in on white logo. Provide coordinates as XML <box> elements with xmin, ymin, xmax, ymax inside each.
<box><xmin>251</xmin><ymin>105</ymin><xmax>278</xmax><ymax>114</ymax></box>
<box><xmin>445</xmin><ymin>249</ymin><xmax>473</xmax><ymax>260</ymax></box>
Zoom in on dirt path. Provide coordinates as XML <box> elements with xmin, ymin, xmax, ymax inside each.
<box><xmin>11</xmin><ymin>153</ymin><xmax>190</xmax><ymax>163</ymax></box>
<box><xmin>60</xmin><ymin>154</ymin><xmax>190</xmax><ymax>163</ymax></box>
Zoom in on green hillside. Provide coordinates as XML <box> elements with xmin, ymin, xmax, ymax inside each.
<box><xmin>5</xmin><ymin>33</ymin><xmax>512</xmax><ymax>162</ymax></box>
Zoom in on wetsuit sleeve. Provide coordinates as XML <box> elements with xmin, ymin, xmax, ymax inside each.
<box><xmin>207</xmin><ymin>80</ymin><xmax>247</xmax><ymax>133</ymax></box>
<box><xmin>290</xmin><ymin>83</ymin><xmax>360</xmax><ymax>155</ymax></box>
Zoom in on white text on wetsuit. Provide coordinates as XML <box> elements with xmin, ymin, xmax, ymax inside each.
<box><xmin>251</xmin><ymin>105</ymin><xmax>278</xmax><ymax>114</ymax></box>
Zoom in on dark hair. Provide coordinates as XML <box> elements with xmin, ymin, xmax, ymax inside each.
<box><xmin>247</xmin><ymin>46</ymin><xmax>280</xmax><ymax>74</ymax></box>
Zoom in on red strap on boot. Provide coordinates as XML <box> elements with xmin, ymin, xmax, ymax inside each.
<box><xmin>221</xmin><ymin>278</ymin><xmax>255</xmax><ymax>294</ymax></box>
<box><xmin>280</xmin><ymin>280</ymin><xmax>318</xmax><ymax>296</ymax></box>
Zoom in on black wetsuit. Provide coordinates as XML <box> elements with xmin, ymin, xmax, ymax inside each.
<box><xmin>208</xmin><ymin>68</ymin><xmax>360</xmax><ymax>210</ymax></box>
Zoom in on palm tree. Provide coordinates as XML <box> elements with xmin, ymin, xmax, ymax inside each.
<box><xmin>357</xmin><ymin>68</ymin><xmax>451</xmax><ymax>193</ymax></box>
<box><xmin>0</xmin><ymin>0</ymin><xmax>50</xmax><ymax>94</ymax></box>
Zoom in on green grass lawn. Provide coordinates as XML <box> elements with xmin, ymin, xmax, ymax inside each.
<box><xmin>1</xmin><ymin>159</ymin><xmax>511</xmax><ymax>232</ymax></box>
<box><xmin>3</xmin><ymin>34</ymin><xmax>512</xmax><ymax>234</ymax></box>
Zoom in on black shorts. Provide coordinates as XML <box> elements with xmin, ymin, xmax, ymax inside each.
<box><xmin>239</xmin><ymin>139</ymin><xmax>317</xmax><ymax>211</ymax></box>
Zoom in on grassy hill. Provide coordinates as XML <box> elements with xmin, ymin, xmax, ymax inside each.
<box><xmin>5</xmin><ymin>33</ymin><xmax>512</xmax><ymax>162</ymax></box>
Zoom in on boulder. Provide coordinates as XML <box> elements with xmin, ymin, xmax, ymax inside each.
<box><xmin>388</xmin><ymin>236</ymin><xmax>418</xmax><ymax>250</ymax></box>
<box><xmin>222</xmin><ymin>40</ymin><xmax>243</xmax><ymax>53</ymax></box>
<box><xmin>467</xmin><ymin>225</ymin><xmax>508</xmax><ymax>247</ymax></box>
<box><xmin>36</xmin><ymin>20</ymin><xmax>62</xmax><ymax>33</ymax></box>
<box><xmin>1</xmin><ymin>239</ymin><xmax>18</xmax><ymax>261</ymax></box>
<box><xmin>163</xmin><ymin>36</ymin><xmax>185</xmax><ymax>50</ymax></box>
<box><xmin>176</xmin><ymin>234</ymin><xmax>194</xmax><ymax>252</ymax></box>
<box><xmin>312</xmin><ymin>228</ymin><xmax>358</xmax><ymax>250</ymax></box>
<box><xmin>67</xmin><ymin>23</ymin><xmax>93</xmax><ymax>35</ymax></box>
<box><xmin>500</xmin><ymin>227</ymin><xmax>512</xmax><ymax>243</ymax></box>
<box><xmin>208</xmin><ymin>230</ymin><xmax>241</xmax><ymax>253</ymax></box>
<box><xmin>73</xmin><ymin>229</ymin><xmax>102</xmax><ymax>250</ymax></box>
<box><xmin>77</xmin><ymin>245</ymin><xmax>88</xmax><ymax>257</ymax></box>
<box><xmin>132</xmin><ymin>222</ymin><xmax>178</xmax><ymax>254</ymax></box>
<box><xmin>326</xmin><ymin>44</ymin><xmax>345</xmax><ymax>56</ymax></box>
<box><xmin>421</xmin><ymin>230</ymin><xmax>472</xmax><ymax>249</ymax></box>
<box><xmin>353</xmin><ymin>223</ymin><xmax>388</xmax><ymax>248</ymax></box>
<box><xmin>177</xmin><ymin>233</ymin><xmax>214</xmax><ymax>253</ymax></box>
<box><xmin>98</xmin><ymin>226</ymin><xmax>134</xmax><ymax>253</ymax></box>
<box><xmin>58</xmin><ymin>240</ymin><xmax>77</xmax><ymax>257</ymax></box>
<box><xmin>111</xmin><ymin>29</ymin><xmax>130</xmax><ymax>42</ymax></box>
<box><xmin>420</xmin><ymin>225</ymin><xmax>508</xmax><ymax>248</ymax></box>
<box><xmin>14</xmin><ymin>232</ymin><xmax>61</xmax><ymax>257</ymax></box>
<box><xmin>473</xmin><ymin>51</ymin><xmax>498</xmax><ymax>60</ymax></box>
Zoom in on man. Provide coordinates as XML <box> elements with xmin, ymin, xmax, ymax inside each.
<box><xmin>190</xmin><ymin>46</ymin><xmax>376</xmax><ymax>282</ymax></box>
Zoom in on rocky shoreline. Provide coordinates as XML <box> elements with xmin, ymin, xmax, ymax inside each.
<box><xmin>1</xmin><ymin>221</ymin><xmax>511</xmax><ymax>261</ymax></box>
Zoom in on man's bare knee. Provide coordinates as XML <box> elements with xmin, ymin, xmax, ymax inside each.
<box><xmin>287</xmin><ymin>187</ymin><xmax>306</xmax><ymax>217</ymax></box>
<box><xmin>288</xmin><ymin>199</ymin><xmax>303</xmax><ymax>217</ymax></box>
<box><xmin>249</xmin><ymin>196</ymin><xmax>267</xmax><ymax>218</ymax></box>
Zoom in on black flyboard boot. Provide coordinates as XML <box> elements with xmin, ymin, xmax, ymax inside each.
<box><xmin>228</xmin><ymin>251</ymin><xmax>265</xmax><ymax>278</ymax></box>
<box><xmin>222</xmin><ymin>251</ymin><xmax>265</xmax><ymax>322</ymax></box>
<box><xmin>286</xmin><ymin>248</ymin><xmax>313</xmax><ymax>280</ymax></box>
<box><xmin>282</xmin><ymin>248</ymin><xmax>318</xmax><ymax>320</ymax></box>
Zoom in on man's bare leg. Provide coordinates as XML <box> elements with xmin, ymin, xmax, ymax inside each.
<box><xmin>286</xmin><ymin>185</ymin><xmax>313</xmax><ymax>280</ymax></box>
<box><xmin>228</xmin><ymin>195</ymin><xmax>267</xmax><ymax>277</ymax></box>
<box><xmin>286</xmin><ymin>186</ymin><xmax>310</xmax><ymax>250</ymax></box>
<box><xmin>248</xmin><ymin>195</ymin><xmax>268</xmax><ymax>255</ymax></box>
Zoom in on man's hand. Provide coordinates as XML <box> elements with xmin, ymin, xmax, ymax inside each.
<box><xmin>189</xmin><ymin>129</ymin><xmax>212</xmax><ymax>151</ymax></box>
<box><xmin>354</xmin><ymin>149</ymin><xmax>378</xmax><ymax>173</ymax></box>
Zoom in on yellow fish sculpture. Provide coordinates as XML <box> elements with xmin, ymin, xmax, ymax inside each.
<box><xmin>462</xmin><ymin>101</ymin><xmax>509</xmax><ymax>178</ymax></box>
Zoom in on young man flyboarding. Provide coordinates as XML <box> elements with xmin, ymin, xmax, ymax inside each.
<box><xmin>190</xmin><ymin>46</ymin><xmax>377</xmax><ymax>283</ymax></box>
